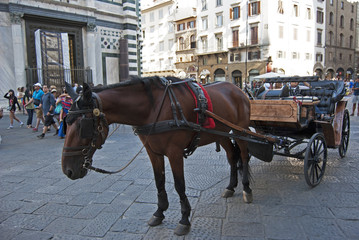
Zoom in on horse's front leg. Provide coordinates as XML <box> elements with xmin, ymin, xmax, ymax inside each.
<box><xmin>145</xmin><ymin>148</ymin><xmax>169</xmax><ymax>226</ymax></box>
<box><xmin>168</xmin><ymin>153</ymin><xmax>191</xmax><ymax>236</ymax></box>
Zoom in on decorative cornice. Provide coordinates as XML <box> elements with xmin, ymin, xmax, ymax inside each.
<box><xmin>87</xmin><ymin>22</ymin><xmax>97</xmax><ymax>32</ymax></box>
<box><xmin>10</xmin><ymin>11</ymin><xmax>23</xmax><ymax>24</ymax></box>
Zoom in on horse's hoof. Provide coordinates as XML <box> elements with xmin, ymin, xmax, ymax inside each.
<box><xmin>174</xmin><ymin>223</ymin><xmax>191</xmax><ymax>236</ymax></box>
<box><xmin>148</xmin><ymin>215</ymin><xmax>164</xmax><ymax>226</ymax></box>
<box><xmin>222</xmin><ymin>189</ymin><xmax>235</xmax><ymax>198</ymax></box>
<box><xmin>243</xmin><ymin>191</ymin><xmax>253</xmax><ymax>203</ymax></box>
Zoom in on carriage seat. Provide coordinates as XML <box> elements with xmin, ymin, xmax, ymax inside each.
<box><xmin>299</xmin><ymin>80</ymin><xmax>345</xmax><ymax>114</ymax></box>
<box><xmin>256</xmin><ymin>84</ymin><xmax>290</xmax><ymax>99</ymax></box>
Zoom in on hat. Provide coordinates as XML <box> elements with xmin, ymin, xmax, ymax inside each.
<box><xmin>51</xmin><ymin>89</ymin><xmax>57</xmax><ymax>93</ymax></box>
<box><xmin>33</xmin><ymin>83</ymin><xmax>42</xmax><ymax>88</ymax></box>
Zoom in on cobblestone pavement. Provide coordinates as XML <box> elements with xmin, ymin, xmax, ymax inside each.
<box><xmin>0</xmin><ymin>111</ymin><xmax>359</xmax><ymax>240</ymax></box>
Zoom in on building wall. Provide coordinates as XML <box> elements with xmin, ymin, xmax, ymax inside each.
<box><xmin>0</xmin><ymin>0</ymin><xmax>140</xmax><ymax>107</ymax></box>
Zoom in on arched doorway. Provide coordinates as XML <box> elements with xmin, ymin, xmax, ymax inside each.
<box><xmin>214</xmin><ymin>68</ymin><xmax>225</xmax><ymax>81</ymax></box>
<box><xmin>336</xmin><ymin>67</ymin><xmax>345</xmax><ymax>80</ymax></box>
<box><xmin>232</xmin><ymin>70</ymin><xmax>242</xmax><ymax>88</ymax></box>
<box><xmin>315</xmin><ymin>68</ymin><xmax>323</xmax><ymax>79</ymax></box>
<box><xmin>326</xmin><ymin>69</ymin><xmax>335</xmax><ymax>79</ymax></box>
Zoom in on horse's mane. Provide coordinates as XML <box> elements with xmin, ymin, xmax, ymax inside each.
<box><xmin>91</xmin><ymin>76</ymin><xmax>183</xmax><ymax>106</ymax></box>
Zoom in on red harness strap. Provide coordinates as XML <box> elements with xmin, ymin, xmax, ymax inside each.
<box><xmin>185</xmin><ymin>82</ymin><xmax>215</xmax><ymax>129</ymax></box>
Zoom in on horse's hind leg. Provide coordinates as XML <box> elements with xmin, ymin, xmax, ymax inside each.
<box><xmin>146</xmin><ymin>149</ymin><xmax>169</xmax><ymax>227</ymax></box>
<box><xmin>168</xmin><ymin>153</ymin><xmax>191</xmax><ymax>236</ymax></box>
<box><xmin>220</xmin><ymin>138</ymin><xmax>240</xmax><ymax>198</ymax></box>
<box><xmin>235</xmin><ymin>139</ymin><xmax>253</xmax><ymax>203</ymax></box>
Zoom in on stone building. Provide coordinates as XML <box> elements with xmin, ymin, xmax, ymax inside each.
<box><xmin>0</xmin><ymin>0</ymin><xmax>141</xmax><ymax>107</ymax></box>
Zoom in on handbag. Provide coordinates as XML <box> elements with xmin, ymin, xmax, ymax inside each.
<box><xmin>33</xmin><ymin>98</ymin><xmax>41</xmax><ymax>106</ymax></box>
<box><xmin>54</xmin><ymin>104</ymin><xmax>62</xmax><ymax>114</ymax></box>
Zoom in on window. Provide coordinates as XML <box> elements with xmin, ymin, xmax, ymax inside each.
<box><xmin>168</xmin><ymin>39</ymin><xmax>174</xmax><ymax>50</ymax></box>
<box><xmin>234</xmin><ymin>53</ymin><xmax>240</xmax><ymax>61</ymax></box>
<box><xmin>230</xmin><ymin>6</ymin><xmax>240</xmax><ymax>20</ymax></box>
<box><xmin>293</xmin><ymin>28</ymin><xmax>298</xmax><ymax>40</ymax></box>
<box><xmin>177</xmin><ymin>23</ymin><xmax>185</xmax><ymax>31</ymax></box>
<box><xmin>142</xmin><ymin>30</ymin><xmax>146</xmax><ymax>39</ymax></box>
<box><xmin>216</xmin><ymin>13</ymin><xmax>223</xmax><ymax>27</ymax></box>
<box><xmin>201</xmin><ymin>36</ymin><xmax>208</xmax><ymax>52</ymax></box>
<box><xmin>317</xmin><ymin>10</ymin><xmax>324</xmax><ymax>24</ymax></box>
<box><xmin>188</xmin><ymin>21</ymin><xmax>196</xmax><ymax>29</ymax></box>
<box><xmin>168</xmin><ymin>22</ymin><xmax>174</xmax><ymax>33</ymax></box>
<box><xmin>202</xmin><ymin>17</ymin><xmax>208</xmax><ymax>30</ymax></box>
<box><xmin>150</xmin><ymin>12</ymin><xmax>154</xmax><ymax>22</ymax></box>
<box><xmin>340</xmin><ymin>16</ymin><xmax>344</xmax><ymax>28</ymax></box>
<box><xmin>293</xmin><ymin>4</ymin><xmax>299</xmax><ymax>17</ymax></box>
<box><xmin>340</xmin><ymin>34</ymin><xmax>344</xmax><ymax>47</ymax></box>
<box><xmin>248</xmin><ymin>51</ymin><xmax>260</xmax><ymax>60</ymax></box>
<box><xmin>203</xmin><ymin>57</ymin><xmax>207</xmax><ymax>65</ymax></box>
<box><xmin>350</xmin><ymin>19</ymin><xmax>354</xmax><ymax>30</ymax></box>
<box><xmin>249</xmin><ymin>1</ymin><xmax>261</xmax><ymax>16</ymax></box>
<box><xmin>159</xmin><ymin>41</ymin><xmax>164</xmax><ymax>51</ymax></box>
<box><xmin>190</xmin><ymin>35</ymin><xmax>196</xmax><ymax>49</ymax></box>
<box><xmin>329</xmin><ymin>12</ymin><xmax>334</xmax><ymax>25</ymax></box>
<box><xmin>278</xmin><ymin>0</ymin><xmax>284</xmax><ymax>14</ymax></box>
<box><xmin>305</xmin><ymin>53</ymin><xmax>311</xmax><ymax>60</ymax></box>
<box><xmin>217</xmin><ymin>56</ymin><xmax>223</xmax><ymax>64</ymax></box>
<box><xmin>150</xmin><ymin>26</ymin><xmax>155</xmax><ymax>33</ymax></box>
<box><xmin>292</xmin><ymin>52</ymin><xmax>299</xmax><ymax>59</ymax></box>
<box><xmin>329</xmin><ymin>31</ymin><xmax>334</xmax><ymax>45</ymax></box>
<box><xmin>330</xmin><ymin>0</ymin><xmax>333</xmax><ymax>5</ymax></box>
<box><xmin>142</xmin><ymin>15</ymin><xmax>146</xmax><ymax>24</ymax></box>
<box><xmin>306</xmin><ymin>8</ymin><xmax>311</xmax><ymax>19</ymax></box>
<box><xmin>317</xmin><ymin>30</ymin><xmax>322</xmax><ymax>45</ymax></box>
<box><xmin>341</xmin><ymin>1</ymin><xmax>344</xmax><ymax>9</ymax></box>
<box><xmin>159</xmin><ymin>58</ymin><xmax>164</xmax><ymax>69</ymax></box>
<box><xmin>279</xmin><ymin>26</ymin><xmax>283</xmax><ymax>39</ymax></box>
<box><xmin>216</xmin><ymin>34</ymin><xmax>223</xmax><ymax>50</ymax></box>
<box><xmin>316</xmin><ymin>53</ymin><xmax>323</xmax><ymax>62</ymax></box>
<box><xmin>251</xmin><ymin>25</ymin><xmax>258</xmax><ymax>44</ymax></box>
<box><xmin>216</xmin><ymin>0</ymin><xmax>222</xmax><ymax>7</ymax></box>
<box><xmin>339</xmin><ymin>53</ymin><xmax>342</xmax><ymax>60</ymax></box>
<box><xmin>179</xmin><ymin>37</ymin><xmax>185</xmax><ymax>50</ymax></box>
<box><xmin>277</xmin><ymin>51</ymin><xmax>284</xmax><ymax>59</ymax></box>
<box><xmin>232</xmin><ymin>29</ymin><xmax>239</xmax><ymax>47</ymax></box>
<box><xmin>202</xmin><ymin>0</ymin><xmax>207</xmax><ymax>11</ymax></box>
<box><xmin>350</xmin><ymin>36</ymin><xmax>353</xmax><ymax>48</ymax></box>
<box><xmin>307</xmin><ymin>30</ymin><xmax>311</xmax><ymax>42</ymax></box>
<box><xmin>159</xmin><ymin>9</ymin><xmax>163</xmax><ymax>19</ymax></box>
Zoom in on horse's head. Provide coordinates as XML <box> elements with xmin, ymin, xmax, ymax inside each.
<box><xmin>61</xmin><ymin>82</ymin><xmax>109</xmax><ymax>180</ymax></box>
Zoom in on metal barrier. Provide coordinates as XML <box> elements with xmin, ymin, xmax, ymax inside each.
<box><xmin>25</xmin><ymin>67</ymin><xmax>93</xmax><ymax>87</ymax></box>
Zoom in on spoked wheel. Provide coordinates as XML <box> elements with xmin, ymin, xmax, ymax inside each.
<box><xmin>339</xmin><ymin>109</ymin><xmax>350</xmax><ymax>158</ymax></box>
<box><xmin>304</xmin><ymin>133</ymin><xmax>327</xmax><ymax>187</ymax></box>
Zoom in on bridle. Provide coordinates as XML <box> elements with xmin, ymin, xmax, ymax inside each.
<box><xmin>62</xmin><ymin>92</ymin><xmax>109</xmax><ymax>172</ymax></box>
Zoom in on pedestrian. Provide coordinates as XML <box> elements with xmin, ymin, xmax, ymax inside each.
<box><xmin>37</xmin><ymin>85</ymin><xmax>58</xmax><ymax>139</ymax></box>
<box><xmin>24</xmin><ymin>89</ymin><xmax>35</xmax><ymax>128</ymax></box>
<box><xmin>17</xmin><ymin>87</ymin><xmax>25</xmax><ymax>114</ymax></box>
<box><xmin>3</xmin><ymin>89</ymin><xmax>24</xmax><ymax>129</ymax></box>
<box><xmin>58</xmin><ymin>90</ymin><xmax>72</xmax><ymax>139</ymax></box>
<box><xmin>24</xmin><ymin>83</ymin><xmax>44</xmax><ymax>132</ymax></box>
<box><xmin>351</xmin><ymin>77</ymin><xmax>359</xmax><ymax>116</ymax></box>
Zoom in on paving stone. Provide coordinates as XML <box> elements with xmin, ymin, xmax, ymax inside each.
<box><xmin>226</xmin><ymin>203</ymin><xmax>261</xmax><ymax>223</ymax></box>
<box><xmin>68</xmin><ymin>192</ymin><xmax>100</xmax><ymax>206</ymax></box>
<box><xmin>185</xmin><ymin>217</ymin><xmax>222</xmax><ymax>240</ymax></box>
<box><xmin>298</xmin><ymin>215</ymin><xmax>344</xmax><ymax>239</ymax></box>
<box><xmin>15</xmin><ymin>201</ymin><xmax>47</xmax><ymax>214</ymax></box>
<box><xmin>103</xmin><ymin>231</ymin><xmax>145</xmax><ymax>240</ymax></box>
<box><xmin>262</xmin><ymin>216</ymin><xmax>306</xmax><ymax>239</ymax></box>
<box><xmin>110</xmin><ymin>217</ymin><xmax>149</xmax><ymax>234</ymax></box>
<box><xmin>193</xmin><ymin>202</ymin><xmax>226</xmax><ymax>218</ymax></box>
<box><xmin>92</xmin><ymin>190</ymin><xmax>119</xmax><ymax>204</ymax></box>
<box><xmin>0</xmin><ymin>224</ymin><xmax>23</xmax><ymax>240</ymax></box>
<box><xmin>43</xmin><ymin>217</ymin><xmax>90</xmax><ymax>235</ymax></box>
<box><xmin>10</xmin><ymin>229</ymin><xmax>53</xmax><ymax>240</ymax></box>
<box><xmin>330</xmin><ymin>207</ymin><xmax>359</xmax><ymax>220</ymax></box>
<box><xmin>79</xmin><ymin>212</ymin><xmax>120</xmax><ymax>237</ymax></box>
<box><xmin>74</xmin><ymin>204</ymin><xmax>107</xmax><ymax>219</ymax></box>
<box><xmin>51</xmin><ymin>233</ymin><xmax>101</xmax><ymax>240</ymax></box>
<box><xmin>123</xmin><ymin>202</ymin><xmax>157</xmax><ymax>220</ymax></box>
<box><xmin>34</xmin><ymin>203</ymin><xmax>82</xmax><ymax>217</ymax></box>
<box><xmin>2</xmin><ymin>213</ymin><xmax>57</xmax><ymax>231</ymax></box>
<box><xmin>335</xmin><ymin>219</ymin><xmax>359</xmax><ymax>239</ymax></box>
<box><xmin>0</xmin><ymin>211</ymin><xmax>14</xmax><ymax>223</ymax></box>
<box><xmin>222</xmin><ymin>221</ymin><xmax>264</xmax><ymax>238</ymax></box>
<box><xmin>0</xmin><ymin>199</ymin><xmax>24</xmax><ymax>212</ymax></box>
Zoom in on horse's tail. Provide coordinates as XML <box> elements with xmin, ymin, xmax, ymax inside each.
<box><xmin>233</xmin><ymin>140</ymin><xmax>253</xmax><ymax>183</ymax></box>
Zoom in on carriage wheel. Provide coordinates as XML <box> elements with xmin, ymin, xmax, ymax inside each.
<box><xmin>304</xmin><ymin>133</ymin><xmax>327</xmax><ymax>187</ymax></box>
<box><xmin>339</xmin><ymin>109</ymin><xmax>350</xmax><ymax>158</ymax></box>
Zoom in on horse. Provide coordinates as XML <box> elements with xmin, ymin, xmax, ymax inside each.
<box><xmin>61</xmin><ymin>76</ymin><xmax>252</xmax><ymax>236</ymax></box>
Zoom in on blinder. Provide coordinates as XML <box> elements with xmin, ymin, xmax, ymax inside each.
<box><xmin>80</xmin><ymin>117</ymin><xmax>95</xmax><ymax>139</ymax></box>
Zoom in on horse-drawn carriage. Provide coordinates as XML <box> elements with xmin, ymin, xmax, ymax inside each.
<box><xmin>60</xmin><ymin>75</ymin><xmax>350</xmax><ymax>235</ymax></box>
<box><xmin>247</xmin><ymin>76</ymin><xmax>350</xmax><ymax>186</ymax></box>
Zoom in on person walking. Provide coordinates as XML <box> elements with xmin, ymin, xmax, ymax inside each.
<box><xmin>24</xmin><ymin>89</ymin><xmax>35</xmax><ymax>128</ymax></box>
<box><xmin>37</xmin><ymin>85</ymin><xmax>58</xmax><ymax>139</ymax></box>
<box><xmin>351</xmin><ymin>77</ymin><xmax>359</xmax><ymax>116</ymax></box>
<box><xmin>25</xmin><ymin>83</ymin><xmax>44</xmax><ymax>132</ymax></box>
<box><xmin>4</xmin><ymin>89</ymin><xmax>24</xmax><ymax>129</ymax></box>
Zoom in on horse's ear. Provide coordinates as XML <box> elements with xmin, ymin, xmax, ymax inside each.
<box><xmin>82</xmin><ymin>83</ymin><xmax>92</xmax><ymax>103</ymax></box>
<box><xmin>65</xmin><ymin>82</ymin><xmax>79</xmax><ymax>100</ymax></box>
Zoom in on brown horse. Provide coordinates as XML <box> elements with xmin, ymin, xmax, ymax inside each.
<box><xmin>61</xmin><ymin>76</ymin><xmax>251</xmax><ymax>235</ymax></box>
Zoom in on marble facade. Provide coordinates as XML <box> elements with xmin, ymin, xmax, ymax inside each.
<box><xmin>0</xmin><ymin>0</ymin><xmax>141</xmax><ymax>108</ymax></box>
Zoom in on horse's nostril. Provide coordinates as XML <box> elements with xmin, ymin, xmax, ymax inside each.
<box><xmin>67</xmin><ymin>169</ymin><xmax>73</xmax><ymax>178</ymax></box>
